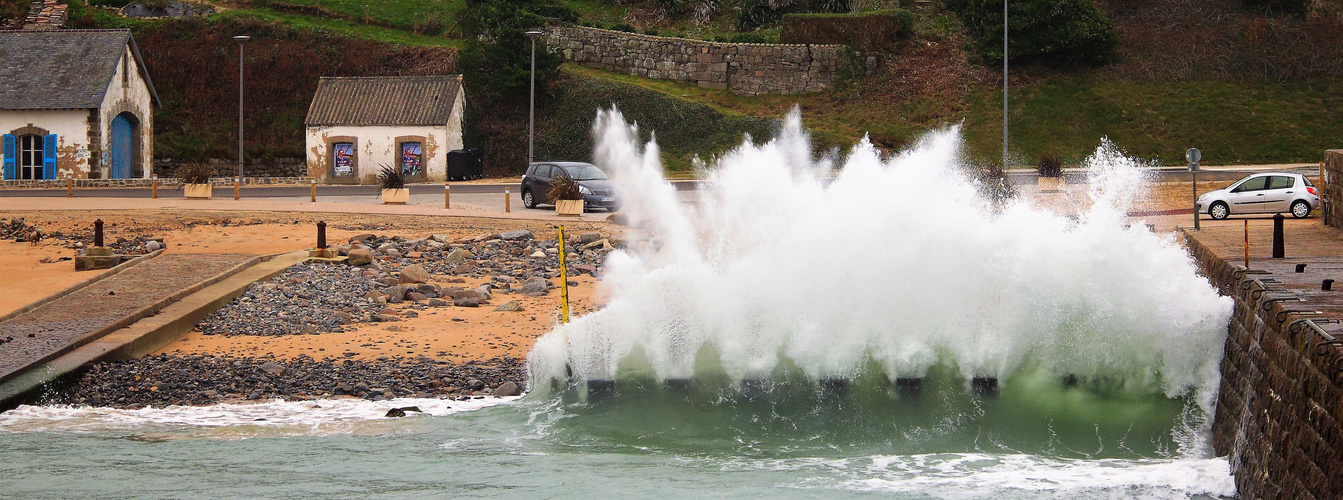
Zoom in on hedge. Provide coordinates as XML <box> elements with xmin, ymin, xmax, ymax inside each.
<box><xmin>779</xmin><ymin>9</ymin><xmax>914</xmax><ymax>52</ymax></box>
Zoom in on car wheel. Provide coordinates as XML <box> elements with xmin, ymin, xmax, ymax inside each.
<box><xmin>522</xmin><ymin>189</ymin><xmax>536</xmax><ymax>209</ymax></box>
<box><xmin>607</xmin><ymin>205</ymin><xmax>621</xmax><ymax>213</ymax></box>
<box><xmin>1291</xmin><ymin>200</ymin><xmax>1311</xmax><ymax>219</ymax></box>
<box><xmin>1209</xmin><ymin>202</ymin><xmax>1230</xmax><ymax>220</ymax></box>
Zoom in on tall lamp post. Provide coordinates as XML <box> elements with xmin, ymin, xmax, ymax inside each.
<box><xmin>525</xmin><ymin>30</ymin><xmax>543</xmax><ymax>168</ymax></box>
<box><xmin>1002</xmin><ymin>0</ymin><xmax>1009</xmax><ymax>172</ymax></box>
<box><xmin>233</xmin><ymin>35</ymin><xmax>250</xmax><ymax>180</ymax></box>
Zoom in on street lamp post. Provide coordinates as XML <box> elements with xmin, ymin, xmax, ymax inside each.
<box><xmin>233</xmin><ymin>35</ymin><xmax>250</xmax><ymax>181</ymax></box>
<box><xmin>525</xmin><ymin>30</ymin><xmax>543</xmax><ymax>168</ymax></box>
<box><xmin>1002</xmin><ymin>0</ymin><xmax>1009</xmax><ymax>172</ymax></box>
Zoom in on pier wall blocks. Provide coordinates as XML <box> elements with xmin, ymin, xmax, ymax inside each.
<box><xmin>541</xmin><ymin>26</ymin><xmax>845</xmax><ymax>95</ymax></box>
<box><xmin>1182</xmin><ymin>229</ymin><xmax>1343</xmax><ymax>499</ymax></box>
<box><xmin>1322</xmin><ymin>150</ymin><xmax>1343</xmax><ymax>229</ymax></box>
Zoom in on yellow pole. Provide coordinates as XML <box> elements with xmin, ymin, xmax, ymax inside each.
<box><xmin>558</xmin><ymin>225</ymin><xmax>570</xmax><ymax>323</ymax></box>
<box><xmin>67</xmin><ymin>177</ymin><xmax>72</xmax><ymax>198</ymax></box>
<box><xmin>1244</xmin><ymin>219</ymin><xmax>1250</xmax><ymax>268</ymax></box>
<box><xmin>444</xmin><ymin>184</ymin><xmax>450</xmax><ymax>209</ymax></box>
<box><xmin>505</xmin><ymin>188</ymin><xmax>511</xmax><ymax>213</ymax></box>
<box><xmin>151</xmin><ymin>175</ymin><xmax>158</xmax><ymax>199</ymax></box>
<box><xmin>234</xmin><ymin>177</ymin><xmax>240</xmax><ymax>200</ymax></box>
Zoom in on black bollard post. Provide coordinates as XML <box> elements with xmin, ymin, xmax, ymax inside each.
<box><xmin>1296</xmin><ymin>264</ymin><xmax>1308</xmax><ymax>273</ymax></box>
<box><xmin>317</xmin><ymin>221</ymin><xmax>327</xmax><ymax>249</ymax></box>
<box><xmin>1324</xmin><ymin>279</ymin><xmax>1334</xmax><ymax>291</ymax></box>
<box><xmin>1272</xmin><ymin>214</ymin><xmax>1285</xmax><ymax>258</ymax></box>
<box><xmin>94</xmin><ymin>219</ymin><xmax>104</xmax><ymax>248</ymax></box>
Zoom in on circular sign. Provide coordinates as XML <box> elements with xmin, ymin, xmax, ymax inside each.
<box><xmin>1186</xmin><ymin>148</ymin><xmax>1202</xmax><ymax>164</ymax></box>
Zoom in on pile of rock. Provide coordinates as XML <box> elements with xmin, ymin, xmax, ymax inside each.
<box><xmin>48</xmin><ymin>354</ymin><xmax>527</xmax><ymax>408</ymax></box>
<box><xmin>198</xmin><ymin>264</ymin><xmax>383</xmax><ymax>336</ymax></box>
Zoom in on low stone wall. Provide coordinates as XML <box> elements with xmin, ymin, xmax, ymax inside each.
<box><xmin>153</xmin><ymin>159</ymin><xmax>306</xmax><ymax>179</ymax></box>
<box><xmin>542</xmin><ymin>26</ymin><xmax>846</xmax><ymax>95</ymax></box>
<box><xmin>1321</xmin><ymin>150</ymin><xmax>1343</xmax><ymax>228</ymax></box>
<box><xmin>1182</xmin><ymin>230</ymin><xmax>1343</xmax><ymax>499</ymax></box>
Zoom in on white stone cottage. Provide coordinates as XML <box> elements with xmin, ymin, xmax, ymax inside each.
<box><xmin>0</xmin><ymin>29</ymin><xmax>159</xmax><ymax>181</ymax></box>
<box><xmin>304</xmin><ymin>75</ymin><xmax>465</xmax><ymax>184</ymax></box>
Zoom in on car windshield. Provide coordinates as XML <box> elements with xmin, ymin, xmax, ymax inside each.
<box><xmin>562</xmin><ymin>164</ymin><xmax>609</xmax><ymax>180</ymax></box>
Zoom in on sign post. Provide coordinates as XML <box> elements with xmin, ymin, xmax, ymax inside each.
<box><xmin>1187</xmin><ymin>148</ymin><xmax>1202</xmax><ymax>230</ymax></box>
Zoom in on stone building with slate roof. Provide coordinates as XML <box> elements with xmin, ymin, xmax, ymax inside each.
<box><xmin>0</xmin><ymin>29</ymin><xmax>159</xmax><ymax>181</ymax></box>
<box><xmin>304</xmin><ymin>75</ymin><xmax>465</xmax><ymax>184</ymax></box>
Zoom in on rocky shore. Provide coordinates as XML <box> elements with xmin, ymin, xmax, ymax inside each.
<box><xmin>48</xmin><ymin>354</ymin><xmax>526</xmax><ymax>409</ymax></box>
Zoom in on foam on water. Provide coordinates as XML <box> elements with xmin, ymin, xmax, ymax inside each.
<box><xmin>529</xmin><ymin>106</ymin><xmax>1231</xmax><ymax>419</ymax></box>
<box><xmin>0</xmin><ymin>396</ymin><xmax>518</xmax><ymax>439</ymax></box>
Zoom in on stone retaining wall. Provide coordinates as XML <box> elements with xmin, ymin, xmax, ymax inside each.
<box><xmin>1182</xmin><ymin>230</ymin><xmax>1343</xmax><ymax>499</ymax></box>
<box><xmin>542</xmin><ymin>26</ymin><xmax>846</xmax><ymax>95</ymax></box>
<box><xmin>1321</xmin><ymin>150</ymin><xmax>1343</xmax><ymax>228</ymax></box>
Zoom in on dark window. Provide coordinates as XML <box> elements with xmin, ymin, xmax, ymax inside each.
<box><xmin>1268</xmin><ymin>176</ymin><xmax>1294</xmax><ymax>190</ymax></box>
<box><xmin>1232</xmin><ymin>177</ymin><xmax>1268</xmax><ymax>193</ymax></box>
<box><xmin>19</xmin><ymin>134</ymin><xmax>43</xmax><ymax>180</ymax></box>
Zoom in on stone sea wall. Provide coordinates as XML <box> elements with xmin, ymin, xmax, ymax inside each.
<box><xmin>1321</xmin><ymin>150</ymin><xmax>1343</xmax><ymax>229</ymax></box>
<box><xmin>1182</xmin><ymin>230</ymin><xmax>1343</xmax><ymax>499</ymax></box>
<box><xmin>542</xmin><ymin>26</ymin><xmax>845</xmax><ymax>95</ymax></box>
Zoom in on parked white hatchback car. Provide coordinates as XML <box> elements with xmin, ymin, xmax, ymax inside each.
<box><xmin>1197</xmin><ymin>172</ymin><xmax>1320</xmax><ymax>220</ymax></box>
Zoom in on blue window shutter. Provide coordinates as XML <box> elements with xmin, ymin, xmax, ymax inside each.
<box><xmin>43</xmin><ymin>134</ymin><xmax>57</xmax><ymax>179</ymax></box>
<box><xmin>2</xmin><ymin>134</ymin><xmax>14</xmax><ymax>180</ymax></box>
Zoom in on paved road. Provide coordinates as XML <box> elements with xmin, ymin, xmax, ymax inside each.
<box><xmin>0</xmin><ymin>254</ymin><xmax>254</xmax><ymax>384</ymax></box>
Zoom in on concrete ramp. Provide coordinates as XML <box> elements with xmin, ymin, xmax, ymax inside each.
<box><xmin>0</xmin><ymin>251</ymin><xmax>307</xmax><ymax>409</ymax></box>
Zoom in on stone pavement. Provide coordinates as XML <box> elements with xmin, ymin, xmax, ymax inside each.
<box><xmin>0</xmin><ymin>253</ymin><xmax>254</xmax><ymax>384</ymax></box>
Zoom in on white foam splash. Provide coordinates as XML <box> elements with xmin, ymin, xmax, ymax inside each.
<box><xmin>529</xmin><ymin>107</ymin><xmax>1231</xmax><ymax>418</ymax></box>
<box><xmin>0</xmin><ymin>397</ymin><xmax>518</xmax><ymax>439</ymax></box>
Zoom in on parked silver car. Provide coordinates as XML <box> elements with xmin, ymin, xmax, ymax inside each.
<box><xmin>1197</xmin><ymin>172</ymin><xmax>1320</xmax><ymax>220</ymax></box>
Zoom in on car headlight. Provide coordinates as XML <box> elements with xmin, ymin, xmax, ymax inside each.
<box><xmin>579</xmin><ymin>185</ymin><xmax>592</xmax><ymax>195</ymax></box>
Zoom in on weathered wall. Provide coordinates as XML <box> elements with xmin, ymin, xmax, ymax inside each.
<box><xmin>1182</xmin><ymin>230</ymin><xmax>1343</xmax><ymax>499</ymax></box>
<box><xmin>542</xmin><ymin>26</ymin><xmax>845</xmax><ymax>95</ymax></box>
<box><xmin>1</xmin><ymin>109</ymin><xmax>94</xmax><ymax>180</ymax></box>
<box><xmin>304</xmin><ymin>124</ymin><xmax>459</xmax><ymax>184</ymax></box>
<box><xmin>96</xmin><ymin>44</ymin><xmax>155</xmax><ymax>180</ymax></box>
<box><xmin>152</xmin><ymin>158</ymin><xmax>306</xmax><ymax>179</ymax></box>
<box><xmin>1321</xmin><ymin>150</ymin><xmax>1343</xmax><ymax>229</ymax></box>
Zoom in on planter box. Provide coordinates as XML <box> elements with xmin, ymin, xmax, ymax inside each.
<box><xmin>184</xmin><ymin>183</ymin><xmax>212</xmax><ymax>200</ymax></box>
<box><xmin>1037</xmin><ymin>176</ymin><xmax>1065</xmax><ymax>192</ymax></box>
<box><xmin>555</xmin><ymin>199</ymin><xmax>584</xmax><ymax>216</ymax></box>
<box><xmin>381</xmin><ymin>188</ymin><xmax>409</xmax><ymax>204</ymax></box>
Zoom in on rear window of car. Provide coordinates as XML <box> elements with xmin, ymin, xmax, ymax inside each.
<box><xmin>1268</xmin><ymin>176</ymin><xmax>1294</xmax><ymax>190</ymax></box>
<box><xmin>1305</xmin><ymin>177</ymin><xmax>1315</xmax><ymax>187</ymax></box>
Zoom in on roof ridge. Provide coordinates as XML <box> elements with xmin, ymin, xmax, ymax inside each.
<box><xmin>319</xmin><ymin>75</ymin><xmax>461</xmax><ymax>80</ymax></box>
<box><xmin>0</xmin><ymin>28</ymin><xmax>130</xmax><ymax>33</ymax></box>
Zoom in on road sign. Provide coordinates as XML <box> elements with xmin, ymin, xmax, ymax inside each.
<box><xmin>1186</xmin><ymin>148</ymin><xmax>1201</xmax><ymax>164</ymax></box>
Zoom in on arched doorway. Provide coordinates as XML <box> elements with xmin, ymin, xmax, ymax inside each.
<box><xmin>109</xmin><ymin>112</ymin><xmax>138</xmax><ymax>179</ymax></box>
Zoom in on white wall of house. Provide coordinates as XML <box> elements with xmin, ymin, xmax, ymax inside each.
<box><xmin>0</xmin><ymin>109</ymin><xmax>94</xmax><ymax>179</ymax></box>
<box><xmin>305</xmin><ymin>123</ymin><xmax>463</xmax><ymax>184</ymax></box>
<box><xmin>95</xmin><ymin>46</ymin><xmax>155</xmax><ymax>179</ymax></box>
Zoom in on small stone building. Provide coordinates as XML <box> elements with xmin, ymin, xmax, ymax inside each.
<box><xmin>304</xmin><ymin>75</ymin><xmax>465</xmax><ymax>184</ymax></box>
<box><xmin>0</xmin><ymin>29</ymin><xmax>159</xmax><ymax>181</ymax></box>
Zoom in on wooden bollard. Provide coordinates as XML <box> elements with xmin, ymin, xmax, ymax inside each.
<box><xmin>505</xmin><ymin>188</ymin><xmax>511</xmax><ymax>213</ymax></box>
<box><xmin>1244</xmin><ymin>219</ymin><xmax>1250</xmax><ymax>268</ymax></box>
<box><xmin>234</xmin><ymin>177</ymin><xmax>240</xmax><ymax>200</ymax></box>
<box><xmin>444</xmin><ymin>184</ymin><xmax>450</xmax><ymax>209</ymax></box>
<box><xmin>67</xmin><ymin>177</ymin><xmax>73</xmax><ymax>198</ymax></box>
<box><xmin>151</xmin><ymin>175</ymin><xmax>158</xmax><ymax>199</ymax></box>
<box><xmin>317</xmin><ymin>221</ymin><xmax>327</xmax><ymax>249</ymax></box>
<box><xmin>310</xmin><ymin>179</ymin><xmax>317</xmax><ymax>202</ymax></box>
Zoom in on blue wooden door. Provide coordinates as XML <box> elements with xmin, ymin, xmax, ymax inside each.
<box><xmin>110</xmin><ymin>114</ymin><xmax>132</xmax><ymax>179</ymax></box>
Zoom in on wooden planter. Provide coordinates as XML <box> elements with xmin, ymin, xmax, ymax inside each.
<box><xmin>555</xmin><ymin>199</ymin><xmax>584</xmax><ymax>216</ymax></box>
<box><xmin>1037</xmin><ymin>176</ymin><xmax>1065</xmax><ymax>192</ymax></box>
<box><xmin>184</xmin><ymin>183</ymin><xmax>212</xmax><ymax>200</ymax></box>
<box><xmin>381</xmin><ymin>188</ymin><xmax>409</xmax><ymax>204</ymax></box>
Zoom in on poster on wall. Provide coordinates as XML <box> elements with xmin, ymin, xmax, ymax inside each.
<box><xmin>401</xmin><ymin>142</ymin><xmax>422</xmax><ymax>178</ymax></box>
<box><xmin>333</xmin><ymin>143</ymin><xmax>354</xmax><ymax>177</ymax></box>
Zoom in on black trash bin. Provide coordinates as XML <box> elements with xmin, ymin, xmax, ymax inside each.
<box><xmin>447</xmin><ymin>148</ymin><xmax>485</xmax><ymax>181</ymax></box>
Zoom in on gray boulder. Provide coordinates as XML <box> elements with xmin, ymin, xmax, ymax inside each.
<box><xmin>444</xmin><ymin>248</ymin><xmax>472</xmax><ymax>264</ymax></box>
<box><xmin>347</xmin><ymin>248</ymin><xmax>373</xmax><ymax>266</ymax></box>
<box><xmin>453</xmin><ymin>297</ymin><xmax>480</xmax><ymax>307</ymax></box>
<box><xmin>500</xmin><ymin>230</ymin><xmax>534</xmax><ymax>241</ymax></box>
<box><xmin>399</xmin><ymin>264</ymin><xmax>431</xmax><ymax>284</ymax></box>
<box><xmin>493</xmin><ymin>382</ymin><xmax>521</xmax><ymax>397</ymax></box>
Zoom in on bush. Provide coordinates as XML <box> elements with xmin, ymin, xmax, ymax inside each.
<box><xmin>177</xmin><ymin>163</ymin><xmax>213</xmax><ymax>184</ymax></box>
<box><xmin>378</xmin><ymin>164</ymin><xmax>405</xmax><ymax>189</ymax></box>
<box><xmin>944</xmin><ymin>0</ymin><xmax>1118</xmax><ymax>66</ymax></box>
<box><xmin>737</xmin><ymin>0</ymin><xmax>791</xmax><ymax>31</ymax></box>
<box><xmin>549</xmin><ymin>176</ymin><xmax>583</xmax><ymax>201</ymax></box>
<box><xmin>726</xmin><ymin>31</ymin><xmax>776</xmax><ymax>43</ymax></box>
<box><xmin>459</xmin><ymin>0</ymin><xmax>569</xmax><ymax>99</ymax></box>
<box><xmin>780</xmin><ymin>9</ymin><xmax>913</xmax><ymax>52</ymax></box>
<box><xmin>1036</xmin><ymin>155</ymin><xmax>1062</xmax><ymax>177</ymax></box>
<box><xmin>611</xmin><ymin>22</ymin><xmax>637</xmax><ymax>32</ymax></box>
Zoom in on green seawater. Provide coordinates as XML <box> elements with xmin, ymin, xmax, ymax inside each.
<box><xmin>0</xmin><ymin>369</ymin><xmax>1234</xmax><ymax>498</ymax></box>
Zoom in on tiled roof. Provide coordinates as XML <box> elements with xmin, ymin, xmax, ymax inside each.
<box><xmin>0</xmin><ymin>29</ymin><xmax>158</xmax><ymax>110</ymax></box>
<box><xmin>305</xmin><ymin>75</ymin><xmax>463</xmax><ymax>126</ymax></box>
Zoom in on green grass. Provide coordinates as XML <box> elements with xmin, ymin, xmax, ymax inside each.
<box><xmin>213</xmin><ymin>9</ymin><xmax>460</xmax><ymax>46</ymax></box>
<box><xmin>962</xmin><ymin>76</ymin><xmax>1343</xmax><ymax>166</ymax></box>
